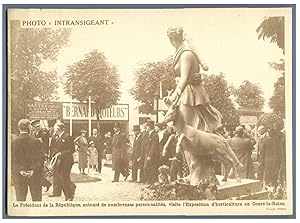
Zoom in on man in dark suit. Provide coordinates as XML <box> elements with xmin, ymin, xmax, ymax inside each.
<box><xmin>49</xmin><ymin>122</ymin><xmax>76</xmax><ymax>201</ymax></box>
<box><xmin>31</xmin><ymin>120</ymin><xmax>50</xmax><ymax>154</ymax></box>
<box><xmin>31</xmin><ymin>120</ymin><xmax>52</xmax><ymax>192</ymax></box>
<box><xmin>130</xmin><ymin>125</ymin><xmax>144</xmax><ymax>182</ymax></box>
<box><xmin>12</xmin><ymin>119</ymin><xmax>44</xmax><ymax>201</ymax></box>
<box><xmin>111</xmin><ymin>123</ymin><xmax>130</xmax><ymax>182</ymax></box>
<box><xmin>89</xmin><ymin>128</ymin><xmax>104</xmax><ymax>174</ymax></box>
<box><xmin>138</xmin><ymin>122</ymin><xmax>148</xmax><ymax>183</ymax></box>
<box><xmin>143</xmin><ymin>120</ymin><xmax>160</xmax><ymax>184</ymax></box>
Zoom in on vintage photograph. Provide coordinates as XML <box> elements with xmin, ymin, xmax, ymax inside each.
<box><xmin>5</xmin><ymin>6</ymin><xmax>294</xmax><ymax>216</ymax></box>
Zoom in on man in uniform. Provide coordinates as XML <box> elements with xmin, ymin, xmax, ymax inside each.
<box><xmin>143</xmin><ymin>120</ymin><xmax>160</xmax><ymax>184</ymax></box>
<box><xmin>49</xmin><ymin>122</ymin><xmax>76</xmax><ymax>201</ymax></box>
<box><xmin>89</xmin><ymin>128</ymin><xmax>104</xmax><ymax>174</ymax></box>
<box><xmin>12</xmin><ymin>119</ymin><xmax>44</xmax><ymax>201</ymax></box>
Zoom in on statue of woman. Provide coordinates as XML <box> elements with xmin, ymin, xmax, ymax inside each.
<box><xmin>165</xmin><ymin>26</ymin><xmax>223</xmax><ymax>185</ymax></box>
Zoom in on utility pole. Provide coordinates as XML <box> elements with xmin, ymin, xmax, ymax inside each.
<box><xmin>88</xmin><ymin>90</ymin><xmax>92</xmax><ymax>137</ymax></box>
<box><xmin>69</xmin><ymin>82</ymin><xmax>73</xmax><ymax>136</ymax></box>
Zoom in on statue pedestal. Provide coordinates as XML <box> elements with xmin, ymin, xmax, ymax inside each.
<box><xmin>216</xmin><ymin>175</ymin><xmax>266</xmax><ymax>199</ymax></box>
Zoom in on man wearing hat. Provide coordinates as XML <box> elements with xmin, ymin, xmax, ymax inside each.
<box><xmin>49</xmin><ymin>122</ymin><xmax>76</xmax><ymax>201</ymax></box>
<box><xmin>137</xmin><ymin>121</ymin><xmax>149</xmax><ymax>183</ymax></box>
<box><xmin>11</xmin><ymin>119</ymin><xmax>44</xmax><ymax>201</ymax></box>
<box><xmin>31</xmin><ymin>120</ymin><xmax>50</xmax><ymax>154</ymax></box>
<box><xmin>31</xmin><ymin>120</ymin><xmax>52</xmax><ymax>192</ymax></box>
<box><xmin>227</xmin><ymin>126</ymin><xmax>255</xmax><ymax>179</ymax></box>
<box><xmin>143</xmin><ymin>120</ymin><xmax>160</xmax><ymax>184</ymax></box>
<box><xmin>130</xmin><ymin>125</ymin><xmax>144</xmax><ymax>182</ymax></box>
<box><xmin>111</xmin><ymin>123</ymin><xmax>130</xmax><ymax>182</ymax></box>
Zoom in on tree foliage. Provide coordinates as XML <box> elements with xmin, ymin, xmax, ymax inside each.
<box><xmin>130</xmin><ymin>57</ymin><xmax>176</xmax><ymax>114</ymax></box>
<box><xmin>10</xmin><ymin>20</ymin><xmax>71</xmax><ymax>132</ymax></box>
<box><xmin>269</xmin><ymin>59</ymin><xmax>285</xmax><ymax>74</ymax></box>
<box><xmin>256</xmin><ymin>16</ymin><xmax>284</xmax><ymax>54</ymax></box>
<box><xmin>257</xmin><ymin>112</ymin><xmax>284</xmax><ymax>131</ymax></box>
<box><xmin>269</xmin><ymin>75</ymin><xmax>285</xmax><ymax>118</ymax></box>
<box><xmin>202</xmin><ymin>73</ymin><xmax>240</xmax><ymax>127</ymax></box>
<box><xmin>234</xmin><ymin>80</ymin><xmax>265</xmax><ymax>111</ymax></box>
<box><xmin>257</xmin><ymin>16</ymin><xmax>285</xmax><ymax>117</ymax></box>
<box><xmin>64</xmin><ymin>50</ymin><xmax>121</xmax><ymax>124</ymax></box>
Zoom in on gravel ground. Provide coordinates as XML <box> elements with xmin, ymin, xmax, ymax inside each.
<box><xmin>11</xmin><ymin>162</ymin><xmax>148</xmax><ymax>202</ymax></box>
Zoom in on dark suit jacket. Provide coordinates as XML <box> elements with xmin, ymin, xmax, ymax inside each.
<box><xmin>144</xmin><ymin>130</ymin><xmax>160</xmax><ymax>162</ymax></box>
<box><xmin>12</xmin><ymin>133</ymin><xmax>44</xmax><ymax>182</ymax></box>
<box><xmin>50</xmin><ymin>131</ymin><xmax>75</xmax><ymax>162</ymax></box>
<box><xmin>132</xmin><ymin>133</ymin><xmax>143</xmax><ymax>160</ymax></box>
<box><xmin>111</xmin><ymin>132</ymin><xmax>129</xmax><ymax>171</ymax></box>
<box><xmin>139</xmin><ymin>131</ymin><xmax>148</xmax><ymax>162</ymax></box>
<box><xmin>35</xmin><ymin>130</ymin><xmax>50</xmax><ymax>154</ymax></box>
<box><xmin>160</xmin><ymin>131</ymin><xmax>170</xmax><ymax>148</ymax></box>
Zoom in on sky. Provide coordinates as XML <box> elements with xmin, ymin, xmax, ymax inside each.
<box><xmin>28</xmin><ymin>8</ymin><xmax>290</xmax><ymax>113</ymax></box>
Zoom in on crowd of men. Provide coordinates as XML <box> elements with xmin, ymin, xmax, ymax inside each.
<box><xmin>112</xmin><ymin>119</ymin><xmax>186</xmax><ymax>184</ymax></box>
<box><xmin>11</xmin><ymin>118</ymin><xmax>286</xmax><ymax>202</ymax></box>
<box><xmin>11</xmin><ymin>119</ymin><xmax>75</xmax><ymax>201</ymax></box>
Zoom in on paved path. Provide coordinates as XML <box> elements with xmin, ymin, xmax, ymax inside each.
<box><xmin>42</xmin><ymin>162</ymin><xmax>147</xmax><ymax>202</ymax></box>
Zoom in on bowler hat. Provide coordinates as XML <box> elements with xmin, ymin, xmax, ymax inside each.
<box><xmin>80</xmin><ymin>129</ymin><xmax>87</xmax><ymax>133</ymax></box>
<box><xmin>146</xmin><ymin>120</ymin><xmax>155</xmax><ymax>128</ymax></box>
<box><xmin>133</xmin><ymin>125</ymin><xmax>140</xmax><ymax>131</ymax></box>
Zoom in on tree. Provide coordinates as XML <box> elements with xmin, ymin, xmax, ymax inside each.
<box><xmin>269</xmin><ymin>76</ymin><xmax>285</xmax><ymax>118</ymax></box>
<box><xmin>64</xmin><ymin>50</ymin><xmax>121</xmax><ymax>128</ymax></box>
<box><xmin>257</xmin><ymin>17</ymin><xmax>285</xmax><ymax>117</ymax></box>
<box><xmin>234</xmin><ymin>80</ymin><xmax>265</xmax><ymax>111</ymax></box>
<box><xmin>202</xmin><ymin>73</ymin><xmax>240</xmax><ymax>127</ymax></box>
<box><xmin>130</xmin><ymin>57</ymin><xmax>175</xmax><ymax>114</ymax></box>
<box><xmin>10</xmin><ymin>20</ymin><xmax>71</xmax><ymax>132</ymax></box>
<box><xmin>256</xmin><ymin>16</ymin><xmax>284</xmax><ymax>54</ymax></box>
<box><xmin>257</xmin><ymin>112</ymin><xmax>284</xmax><ymax>131</ymax></box>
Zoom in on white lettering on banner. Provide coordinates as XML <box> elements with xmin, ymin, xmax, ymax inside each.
<box><xmin>62</xmin><ymin>103</ymin><xmax>129</xmax><ymax>121</ymax></box>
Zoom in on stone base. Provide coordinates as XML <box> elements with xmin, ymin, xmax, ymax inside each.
<box><xmin>216</xmin><ymin>175</ymin><xmax>263</xmax><ymax>200</ymax></box>
<box><xmin>235</xmin><ymin>190</ymin><xmax>269</xmax><ymax>200</ymax></box>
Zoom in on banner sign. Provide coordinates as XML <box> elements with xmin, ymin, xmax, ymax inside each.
<box><xmin>25</xmin><ymin>101</ymin><xmax>61</xmax><ymax>120</ymax></box>
<box><xmin>62</xmin><ymin>103</ymin><xmax>129</xmax><ymax>121</ymax></box>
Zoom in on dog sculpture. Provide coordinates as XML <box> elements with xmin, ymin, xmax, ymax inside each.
<box><xmin>162</xmin><ymin>97</ymin><xmax>243</xmax><ymax>182</ymax></box>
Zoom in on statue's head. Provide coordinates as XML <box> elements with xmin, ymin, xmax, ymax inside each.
<box><xmin>167</xmin><ymin>26</ymin><xmax>184</xmax><ymax>47</ymax></box>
